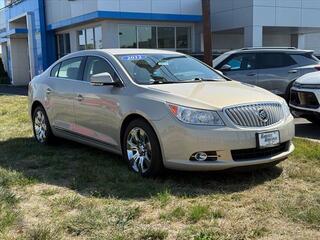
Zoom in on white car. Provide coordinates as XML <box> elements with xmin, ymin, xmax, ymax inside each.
<box><xmin>290</xmin><ymin>72</ymin><xmax>320</xmax><ymax>124</ymax></box>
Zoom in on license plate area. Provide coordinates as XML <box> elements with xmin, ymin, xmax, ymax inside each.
<box><xmin>257</xmin><ymin>131</ymin><xmax>280</xmax><ymax>149</ymax></box>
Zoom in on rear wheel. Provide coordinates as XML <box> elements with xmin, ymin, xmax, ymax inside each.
<box><xmin>122</xmin><ymin>119</ymin><xmax>164</xmax><ymax>177</ymax></box>
<box><xmin>32</xmin><ymin>106</ymin><xmax>55</xmax><ymax>144</ymax></box>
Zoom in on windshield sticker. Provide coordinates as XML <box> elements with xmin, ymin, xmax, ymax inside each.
<box><xmin>157</xmin><ymin>61</ymin><xmax>169</xmax><ymax>66</ymax></box>
<box><xmin>121</xmin><ymin>55</ymin><xmax>147</xmax><ymax>61</ymax></box>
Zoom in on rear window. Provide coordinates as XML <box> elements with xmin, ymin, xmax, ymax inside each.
<box><xmin>57</xmin><ymin>57</ymin><xmax>82</xmax><ymax>80</ymax></box>
<box><xmin>257</xmin><ymin>53</ymin><xmax>296</xmax><ymax>69</ymax></box>
<box><xmin>50</xmin><ymin>63</ymin><xmax>60</xmax><ymax>77</ymax></box>
<box><xmin>290</xmin><ymin>53</ymin><xmax>319</xmax><ymax>66</ymax></box>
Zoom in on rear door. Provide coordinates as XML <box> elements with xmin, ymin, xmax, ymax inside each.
<box><xmin>216</xmin><ymin>53</ymin><xmax>258</xmax><ymax>85</ymax></box>
<box><xmin>257</xmin><ymin>53</ymin><xmax>299</xmax><ymax>96</ymax></box>
<box><xmin>46</xmin><ymin>57</ymin><xmax>83</xmax><ymax>131</ymax></box>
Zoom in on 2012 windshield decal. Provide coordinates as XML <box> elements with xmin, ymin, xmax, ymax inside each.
<box><xmin>121</xmin><ymin>55</ymin><xmax>147</xmax><ymax>61</ymax></box>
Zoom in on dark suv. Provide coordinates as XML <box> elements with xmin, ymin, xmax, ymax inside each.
<box><xmin>212</xmin><ymin>47</ymin><xmax>320</xmax><ymax>100</ymax></box>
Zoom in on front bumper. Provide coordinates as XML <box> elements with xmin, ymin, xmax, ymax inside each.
<box><xmin>289</xmin><ymin>87</ymin><xmax>320</xmax><ymax>114</ymax></box>
<box><xmin>153</xmin><ymin>114</ymin><xmax>295</xmax><ymax>171</ymax></box>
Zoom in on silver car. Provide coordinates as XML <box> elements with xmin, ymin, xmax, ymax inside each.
<box><xmin>28</xmin><ymin>49</ymin><xmax>295</xmax><ymax>177</ymax></box>
<box><xmin>213</xmin><ymin>47</ymin><xmax>320</xmax><ymax>100</ymax></box>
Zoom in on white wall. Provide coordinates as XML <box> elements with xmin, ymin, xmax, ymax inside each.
<box><xmin>263</xmin><ymin>33</ymin><xmax>291</xmax><ymax>47</ymax></box>
<box><xmin>213</xmin><ymin>32</ymin><xmax>244</xmax><ymax>50</ymax></box>
<box><xmin>211</xmin><ymin>0</ymin><xmax>253</xmax><ymax>32</ymax></box>
<box><xmin>253</xmin><ymin>0</ymin><xmax>320</xmax><ymax>28</ymax></box>
<box><xmin>298</xmin><ymin>33</ymin><xmax>320</xmax><ymax>54</ymax></box>
<box><xmin>45</xmin><ymin>0</ymin><xmax>202</xmax><ymax>25</ymax></box>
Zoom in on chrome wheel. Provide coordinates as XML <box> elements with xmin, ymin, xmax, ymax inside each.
<box><xmin>126</xmin><ymin>127</ymin><xmax>152</xmax><ymax>173</ymax></box>
<box><xmin>34</xmin><ymin>110</ymin><xmax>47</xmax><ymax>143</ymax></box>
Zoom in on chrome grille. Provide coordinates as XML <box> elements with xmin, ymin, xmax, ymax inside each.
<box><xmin>224</xmin><ymin>103</ymin><xmax>284</xmax><ymax>127</ymax></box>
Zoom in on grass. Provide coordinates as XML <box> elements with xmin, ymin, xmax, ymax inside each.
<box><xmin>0</xmin><ymin>94</ymin><xmax>320</xmax><ymax>239</ymax></box>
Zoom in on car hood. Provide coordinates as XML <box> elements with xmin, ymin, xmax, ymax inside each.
<box><xmin>295</xmin><ymin>72</ymin><xmax>320</xmax><ymax>84</ymax></box>
<box><xmin>146</xmin><ymin>81</ymin><xmax>281</xmax><ymax>110</ymax></box>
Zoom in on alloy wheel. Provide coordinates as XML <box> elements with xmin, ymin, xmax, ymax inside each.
<box><xmin>126</xmin><ymin>127</ymin><xmax>152</xmax><ymax>173</ymax></box>
<box><xmin>34</xmin><ymin>110</ymin><xmax>48</xmax><ymax>143</ymax></box>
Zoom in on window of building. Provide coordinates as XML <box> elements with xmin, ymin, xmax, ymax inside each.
<box><xmin>137</xmin><ymin>26</ymin><xmax>157</xmax><ymax>48</ymax></box>
<box><xmin>83</xmin><ymin>56</ymin><xmax>118</xmax><ymax>82</ymax></box>
<box><xmin>56</xmin><ymin>33</ymin><xmax>71</xmax><ymax>59</ymax></box>
<box><xmin>176</xmin><ymin>27</ymin><xmax>191</xmax><ymax>51</ymax></box>
<box><xmin>157</xmin><ymin>27</ymin><xmax>175</xmax><ymax>49</ymax></box>
<box><xmin>119</xmin><ymin>25</ymin><xmax>192</xmax><ymax>52</ymax></box>
<box><xmin>119</xmin><ymin>25</ymin><xmax>137</xmax><ymax>48</ymax></box>
<box><xmin>77</xmin><ymin>26</ymin><xmax>103</xmax><ymax>50</ymax></box>
<box><xmin>94</xmin><ymin>26</ymin><xmax>103</xmax><ymax>49</ymax></box>
<box><xmin>58</xmin><ymin>57</ymin><xmax>82</xmax><ymax>80</ymax></box>
<box><xmin>78</xmin><ymin>29</ymin><xmax>86</xmax><ymax>50</ymax></box>
<box><xmin>86</xmin><ymin>28</ymin><xmax>95</xmax><ymax>49</ymax></box>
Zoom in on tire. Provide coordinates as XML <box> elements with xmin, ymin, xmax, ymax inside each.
<box><xmin>284</xmin><ymin>80</ymin><xmax>295</xmax><ymax>103</ymax></box>
<box><xmin>32</xmin><ymin>106</ymin><xmax>55</xmax><ymax>144</ymax></box>
<box><xmin>122</xmin><ymin>119</ymin><xmax>164</xmax><ymax>177</ymax></box>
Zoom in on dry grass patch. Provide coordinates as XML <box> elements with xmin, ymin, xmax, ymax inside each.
<box><xmin>1</xmin><ymin>95</ymin><xmax>320</xmax><ymax>239</ymax></box>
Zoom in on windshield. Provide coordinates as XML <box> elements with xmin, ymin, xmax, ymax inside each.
<box><xmin>116</xmin><ymin>54</ymin><xmax>225</xmax><ymax>84</ymax></box>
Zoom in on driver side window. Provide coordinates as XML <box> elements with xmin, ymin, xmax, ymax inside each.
<box><xmin>223</xmin><ymin>54</ymin><xmax>257</xmax><ymax>71</ymax></box>
<box><xmin>83</xmin><ymin>56</ymin><xmax>119</xmax><ymax>82</ymax></box>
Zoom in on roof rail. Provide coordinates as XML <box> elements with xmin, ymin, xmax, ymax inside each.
<box><xmin>241</xmin><ymin>47</ymin><xmax>297</xmax><ymax>50</ymax></box>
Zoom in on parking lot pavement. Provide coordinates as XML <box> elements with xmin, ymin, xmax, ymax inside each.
<box><xmin>295</xmin><ymin>118</ymin><xmax>320</xmax><ymax>142</ymax></box>
<box><xmin>0</xmin><ymin>85</ymin><xmax>28</xmax><ymax>96</ymax></box>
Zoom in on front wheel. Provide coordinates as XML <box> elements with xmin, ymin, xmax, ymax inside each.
<box><xmin>122</xmin><ymin>119</ymin><xmax>164</xmax><ymax>177</ymax></box>
<box><xmin>32</xmin><ymin>106</ymin><xmax>55</xmax><ymax>144</ymax></box>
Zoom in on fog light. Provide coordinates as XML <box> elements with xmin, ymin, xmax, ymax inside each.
<box><xmin>194</xmin><ymin>152</ymin><xmax>208</xmax><ymax>161</ymax></box>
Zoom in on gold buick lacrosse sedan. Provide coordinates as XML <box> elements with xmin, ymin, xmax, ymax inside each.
<box><xmin>28</xmin><ymin>49</ymin><xmax>295</xmax><ymax>177</ymax></box>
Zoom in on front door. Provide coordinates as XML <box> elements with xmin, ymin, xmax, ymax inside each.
<box><xmin>73</xmin><ymin>56</ymin><xmax>122</xmax><ymax>148</ymax></box>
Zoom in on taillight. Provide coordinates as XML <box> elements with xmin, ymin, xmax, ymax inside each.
<box><xmin>314</xmin><ymin>65</ymin><xmax>320</xmax><ymax>71</ymax></box>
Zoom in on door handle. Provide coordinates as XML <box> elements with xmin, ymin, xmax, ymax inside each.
<box><xmin>247</xmin><ymin>73</ymin><xmax>257</xmax><ymax>77</ymax></box>
<box><xmin>76</xmin><ymin>94</ymin><xmax>84</xmax><ymax>102</ymax></box>
<box><xmin>288</xmin><ymin>69</ymin><xmax>298</xmax><ymax>73</ymax></box>
<box><xmin>46</xmin><ymin>88</ymin><xmax>52</xmax><ymax>95</ymax></box>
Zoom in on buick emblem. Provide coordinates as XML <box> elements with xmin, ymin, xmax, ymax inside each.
<box><xmin>257</xmin><ymin>108</ymin><xmax>269</xmax><ymax>122</ymax></box>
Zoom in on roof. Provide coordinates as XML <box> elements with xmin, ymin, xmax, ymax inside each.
<box><xmin>226</xmin><ymin>47</ymin><xmax>313</xmax><ymax>54</ymax></box>
<box><xmin>99</xmin><ymin>48</ymin><xmax>185</xmax><ymax>55</ymax></box>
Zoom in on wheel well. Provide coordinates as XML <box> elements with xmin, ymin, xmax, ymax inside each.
<box><xmin>31</xmin><ymin>101</ymin><xmax>44</xmax><ymax>116</ymax></box>
<box><xmin>120</xmin><ymin>114</ymin><xmax>152</xmax><ymax>146</ymax></box>
<box><xmin>285</xmin><ymin>80</ymin><xmax>296</xmax><ymax>102</ymax></box>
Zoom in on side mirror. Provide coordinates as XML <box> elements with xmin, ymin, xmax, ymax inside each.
<box><xmin>220</xmin><ymin>64</ymin><xmax>232</xmax><ymax>71</ymax></box>
<box><xmin>90</xmin><ymin>72</ymin><xmax>116</xmax><ymax>86</ymax></box>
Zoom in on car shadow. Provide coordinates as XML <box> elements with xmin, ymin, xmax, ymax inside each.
<box><xmin>0</xmin><ymin>137</ymin><xmax>283</xmax><ymax>200</ymax></box>
<box><xmin>295</xmin><ymin>121</ymin><xmax>320</xmax><ymax>141</ymax></box>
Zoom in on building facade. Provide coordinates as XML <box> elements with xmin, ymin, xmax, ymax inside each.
<box><xmin>0</xmin><ymin>0</ymin><xmax>203</xmax><ymax>85</ymax></box>
<box><xmin>212</xmin><ymin>0</ymin><xmax>320</xmax><ymax>53</ymax></box>
<box><xmin>2</xmin><ymin>0</ymin><xmax>320</xmax><ymax>85</ymax></box>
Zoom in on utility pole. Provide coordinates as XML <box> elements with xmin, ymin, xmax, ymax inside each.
<box><xmin>202</xmin><ymin>0</ymin><xmax>213</xmax><ymax>66</ymax></box>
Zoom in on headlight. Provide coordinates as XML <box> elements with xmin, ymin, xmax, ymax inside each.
<box><xmin>293</xmin><ymin>82</ymin><xmax>320</xmax><ymax>89</ymax></box>
<box><xmin>167</xmin><ymin>103</ymin><xmax>224</xmax><ymax>126</ymax></box>
<box><xmin>281</xmin><ymin>100</ymin><xmax>292</xmax><ymax>118</ymax></box>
